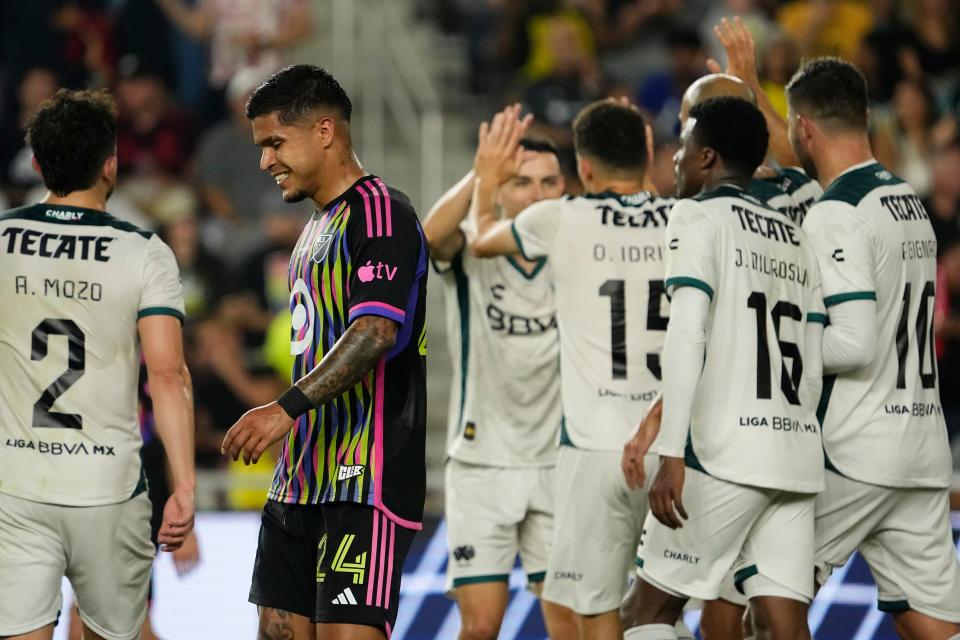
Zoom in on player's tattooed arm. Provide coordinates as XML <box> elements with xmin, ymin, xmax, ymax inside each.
<box><xmin>221</xmin><ymin>316</ymin><xmax>397</xmax><ymax>465</ymax></box>
<box><xmin>295</xmin><ymin>315</ymin><xmax>398</xmax><ymax>406</ymax></box>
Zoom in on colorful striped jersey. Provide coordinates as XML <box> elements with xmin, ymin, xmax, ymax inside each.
<box><xmin>268</xmin><ymin>176</ymin><xmax>428</xmax><ymax>529</ymax></box>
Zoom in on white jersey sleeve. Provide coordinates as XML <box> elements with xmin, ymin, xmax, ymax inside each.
<box><xmin>138</xmin><ymin>236</ymin><xmax>185</xmax><ymax>320</ymax></box>
<box><xmin>512</xmin><ymin>199</ymin><xmax>562</xmax><ymax>259</ymax></box>
<box><xmin>803</xmin><ymin>202</ymin><xmax>877</xmax><ymax>304</ymax></box>
<box><xmin>664</xmin><ymin>199</ymin><xmax>720</xmax><ymax>301</ymax></box>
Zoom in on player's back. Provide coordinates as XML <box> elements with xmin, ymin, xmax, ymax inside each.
<box><xmin>666</xmin><ymin>185</ymin><xmax>824</xmax><ymax>492</ymax></box>
<box><xmin>749</xmin><ymin>166</ymin><xmax>822</xmax><ymax>225</ymax></box>
<box><xmin>0</xmin><ymin>203</ymin><xmax>183</xmax><ymax>506</ymax></box>
<box><xmin>534</xmin><ymin>191</ymin><xmax>674</xmax><ymax>450</ymax></box>
<box><xmin>802</xmin><ymin>161</ymin><xmax>951</xmax><ymax>488</ymax></box>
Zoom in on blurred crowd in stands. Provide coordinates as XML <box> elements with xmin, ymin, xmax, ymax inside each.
<box><xmin>0</xmin><ymin>0</ymin><xmax>314</xmax><ymax>484</ymax></box>
<box><xmin>2</xmin><ymin>0</ymin><xmax>960</xmax><ymax>472</ymax></box>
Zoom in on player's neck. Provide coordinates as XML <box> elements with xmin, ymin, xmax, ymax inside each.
<box><xmin>588</xmin><ymin>178</ymin><xmax>647</xmax><ymax>196</ymax></box>
<box><xmin>814</xmin><ymin>136</ymin><xmax>874</xmax><ymax>190</ymax></box>
<box><xmin>311</xmin><ymin>154</ymin><xmax>366</xmax><ymax>209</ymax></box>
<box><xmin>40</xmin><ymin>188</ymin><xmax>108</xmax><ymax>212</ymax></box>
<box><xmin>701</xmin><ymin>173</ymin><xmax>750</xmax><ymax>194</ymax></box>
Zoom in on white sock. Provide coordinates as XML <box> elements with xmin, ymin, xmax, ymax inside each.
<box><xmin>624</xmin><ymin>623</ymin><xmax>679</xmax><ymax>640</ymax></box>
<box><xmin>674</xmin><ymin>619</ymin><xmax>695</xmax><ymax>640</ymax></box>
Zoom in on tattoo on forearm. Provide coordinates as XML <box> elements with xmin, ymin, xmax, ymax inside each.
<box><xmin>296</xmin><ymin>315</ymin><xmax>398</xmax><ymax>407</ymax></box>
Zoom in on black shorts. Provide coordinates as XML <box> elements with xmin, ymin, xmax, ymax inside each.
<box><xmin>249</xmin><ymin>500</ymin><xmax>416</xmax><ymax>634</ymax></box>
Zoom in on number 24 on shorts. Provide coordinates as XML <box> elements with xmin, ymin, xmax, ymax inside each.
<box><xmin>316</xmin><ymin>534</ymin><xmax>368</xmax><ymax>585</ymax></box>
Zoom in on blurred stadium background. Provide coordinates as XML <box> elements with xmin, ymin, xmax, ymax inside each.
<box><xmin>2</xmin><ymin>0</ymin><xmax>958</xmax><ymax>638</ymax></box>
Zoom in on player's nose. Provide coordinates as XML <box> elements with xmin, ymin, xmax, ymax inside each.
<box><xmin>259</xmin><ymin>148</ymin><xmax>275</xmax><ymax>172</ymax></box>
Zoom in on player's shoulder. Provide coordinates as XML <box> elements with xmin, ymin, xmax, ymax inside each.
<box><xmin>570</xmin><ymin>190</ymin><xmax>675</xmax><ymax>208</ymax></box>
<box><xmin>691</xmin><ymin>184</ymin><xmax>769</xmax><ymax>214</ymax></box>
<box><xmin>344</xmin><ymin>175</ymin><xmax>420</xmax><ymax>237</ymax></box>
<box><xmin>1</xmin><ymin>202</ymin><xmax>153</xmax><ymax>237</ymax></box>
<box><xmin>818</xmin><ymin>161</ymin><xmax>903</xmax><ymax>207</ymax></box>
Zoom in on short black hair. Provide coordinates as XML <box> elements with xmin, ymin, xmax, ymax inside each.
<box><xmin>26</xmin><ymin>89</ymin><xmax>117</xmax><ymax>197</ymax></box>
<box><xmin>689</xmin><ymin>96</ymin><xmax>768</xmax><ymax>178</ymax></box>
<box><xmin>519</xmin><ymin>136</ymin><xmax>561</xmax><ymax>163</ymax></box>
<box><xmin>786</xmin><ymin>57</ymin><xmax>868</xmax><ymax>132</ymax></box>
<box><xmin>246</xmin><ymin>64</ymin><xmax>352</xmax><ymax>124</ymax></box>
<box><xmin>573</xmin><ymin>100</ymin><xmax>648</xmax><ymax>173</ymax></box>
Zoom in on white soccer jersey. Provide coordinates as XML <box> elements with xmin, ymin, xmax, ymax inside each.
<box><xmin>513</xmin><ymin>191</ymin><xmax>674</xmax><ymax>451</ymax></box>
<box><xmin>750</xmin><ymin>167</ymin><xmax>822</xmax><ymax>226</ymax></box>
<box><xmin>0</xmin><ymin>203</ymin><xmax>184</xmax><ymax>506</ymax></box>
<box><xmin>437</xmin><ymin>247</ymin><xmax>561</xmax><ymax>467</ymax></box>
<box><xmin>664</xmin><ymin>185</ymin><xmax>825</xmax><ymax>492</ymax></box>
<box><xmin>802</xmin><ymin>160</ymin><xmax>951</xmax><ymax>488</ymax></box>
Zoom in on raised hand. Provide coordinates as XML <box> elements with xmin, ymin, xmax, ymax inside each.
<box><xmin>474</xmin><ymin>103</ymin><xmax>533</xmax><ymax>186</ymax></box>
<box><xmin>707</xmin><ymin>17</ymin><xmax>761</xmax><ymax>89</ymax></box>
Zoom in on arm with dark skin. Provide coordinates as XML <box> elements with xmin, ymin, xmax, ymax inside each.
<box><xmin>221</xmin><ymin>315</ymin><xmax>398</xmax><ymax>464</ymax></box>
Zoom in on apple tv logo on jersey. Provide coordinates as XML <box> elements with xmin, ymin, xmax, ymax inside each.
<box><xmin>357</xmin><ymin>260</ymin><xmax>398</xmax><ymax>283</ymax></box>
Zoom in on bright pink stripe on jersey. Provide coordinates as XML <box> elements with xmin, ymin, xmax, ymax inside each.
<box><xmin>358</xmin><ymin>182</ymin><xmax>374</xmax><ymax>237</ymax></box>
<box><xmin>371</xmin><ymin>181</ymin><xmax>383</xmax><ymax>237</ymax></box>
<box><xmin>373</xmin><ymin>360</ymin><xmax>385</xmax><ymax>508</ymax></box>
<box><xmin>377</xmin><ymin>511</ymin><xmax>388</xmax><ymax>607</ymax></box>
<box><xmin>378</xmin><ymin>504</ymin><xmax>423</xmax><ymax>530</ymax></box>
<box><xmin>384</xmin><ymin>520</ymin><xmax>396</xmax><ymax>608</ymax></box>
<box><xmin>367</xmin><ymin>509</ymin><xmax>379</xmax><ymax>605</ymax></box>
<box><xmin>385</xmin><ymin>622</ymin><xmax>392</xmax><ymax>639</ymax></box>
<box><xmin>374</xmin><ymin>177</ymin><xmax>392</xmax><ymax>236</ymax></box>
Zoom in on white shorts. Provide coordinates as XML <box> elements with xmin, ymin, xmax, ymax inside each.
<box><xmin>445</xmin><ymin>460</ymin><xmax>555</xmax><ymax>591</ymax></box>
<box><xmin>0</xmin><ymin>491</ymin><xmax>155</xmax><ymax>639</ymax></box>
<box><xmin>638</xmin><ymin>468</ymin><xmax>815</xmax><ymax>603</ymax></box>
<box><xmin>815</xmin><ymin>471</ymin><xmax>960</xmax><ymax>623</ymax></box>
<box><xmin>542</xmin><ymin>446</ymin><xmax>656</xmax><ymax>615</ymax></box>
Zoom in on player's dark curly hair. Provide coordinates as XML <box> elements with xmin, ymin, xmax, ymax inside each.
<box><xmin>519</xmin><ymin>136</ymin><xmax>560</xmax><ymax>163</ymax></box>
<box><xmin>786</xmin><ymin>57</ymin><xmax>868</xmax><ymax>132</ymax></box>
<box><xmin>689</xmin><ymin>97</ymin><xmax>768</xmax><ymax>178</ymax></box>
<box><xmin>572</xmin><ymin>100</ymin><xmax>648</xmax><ymax>173</ymax></box>
<box><xmin>246</xmin><ymin>65</ymin><xmax>353</xmax><ymax>124</ymax></box>
<box><xmin>25</xmin><ymin>89</ymin><xmax>117</xmax><ymax>197</ymax></box>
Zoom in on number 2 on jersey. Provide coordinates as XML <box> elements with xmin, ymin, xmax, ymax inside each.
<box><xmin>598</xmin><ymin>279</ymin><xmax>668</xmax><ymax>380</ymax></box>
<box><xmin>31</xmin><ymin>319</ymin><xmax>86</xmax><ymax>429</ymax></box>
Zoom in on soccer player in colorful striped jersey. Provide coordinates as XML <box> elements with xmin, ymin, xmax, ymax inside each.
<box><xmin>423</xmin><ymin>107</ymin><xmax>577</xmax><ymax>640</ymax></box>
<box><xmin>623</xmin><ymin>97</ymin><xmax>825</xmax><ymax>640</ymax></box>
<box><xmin>471</xmin><ymin>101</ymin><xmax>679</xmax><ymax>640</ymax></box>
<box><xmin>220</xmin><ymin>66</ymin><xmax>428</xmax><ymax>640</ymax></box>
<box><xmin>0</xmin><ymin>90</ymin><xmax>196</xmax><ymax>640</ymax></box>
<box><xmin>787</xmin><ymin>58</ymin><xmax>960</xmax><ymax>639</ymax></box>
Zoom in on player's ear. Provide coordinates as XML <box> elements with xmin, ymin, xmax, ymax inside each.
<box><xmin>700</xmin><ymin>146</ymin><xmax>718</xmax><ymax>171</ymax></box>
<box><xmin>313</xmin><ymin>115</ymin><xmax>337</xmax><ymax>149</ymax></box>
<box><xmin>103</xmin><ymin>153</ymin><xmax>118</xmax><ymax>181</ymax></box>
<box><xmin>577</xmin><ymin>154</ymin><xmax>592</xmax><ymax>184</ymax></box>
<box><xmin>31</xmin><ymin>155</ymin><xmax>43</xmax><ymax>178</ymax></box>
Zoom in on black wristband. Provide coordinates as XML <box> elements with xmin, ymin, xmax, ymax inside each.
<box><xmin>277</xmin><ymin>385</ymin><xmax>313</xmax><ymax>419</ymax></box>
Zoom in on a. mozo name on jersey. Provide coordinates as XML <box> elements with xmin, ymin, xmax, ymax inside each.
<box><xmin>5</xmin><ymin>439</ymin><xmax>116</xmax><ymax>456</ymax></box>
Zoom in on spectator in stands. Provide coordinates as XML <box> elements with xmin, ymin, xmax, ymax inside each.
<box><xmin>936</xmin><ymin>238</ymin><xmax>960</xmax><ymax>449</ymax></box>
<box><xmin>756</xmin><ymin>32</ymin><xmax>800</xmax><ymax>119</ymax></box>
<box><xmin>115</xmin><ymin>55</ymin><xmax>195</xmax><ymax>180</ymax></box>
<box><xmin>152</xmin><ymin>0</ymin><xmax>312</xmax><ymax>123</ymax></box>
<box><xmin>874</xmin><ymin>79</ymin><xmax>939</xmax><ymax>198</ymax></box>
<box><xmin>925</xmin><ymin>140</ymin><xmax>960</xmax><ymax>247</ymax></box>
<box><xmin>195</xmin><ymin>68</ymin><xmax>277</xmax><ymax>226</ymax></box>
<box><xmin>0</xmin><ymin>67</ymin><xmax>59</xmax><ymax>202</ymax></box>
<box><xmin>522</xmin><ymin>14</ymin><xmax>604</xmax><ymax>187</ymax></box>
<box><xmin>899</xmin><ymin>0</ymin><xmax>960</xmax><ymax>88</ymax></box>
<box><xmin>777</xmin><ymin>0</ymin><xmax>874</xmax><ymax>60</ymax></box>
<box><xmin>635</xmin><ymin>26</ymin><xmax>706</xmax><ymax>141</ymax></box>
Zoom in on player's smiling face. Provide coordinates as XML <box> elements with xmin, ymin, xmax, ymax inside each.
<box><xmin>252</xmin><ymin>111</ymin><xmax>327</xmax><ymax>203</ymax></box>
<box><xmin>674</xmin><ymin>117</ymin><xmax>705</xmax><ymax>198</ymax></box>
<box><xmin>497</xmin><ymin>151</ymin><xmax>565</xmax><ymax>218</ymax></box>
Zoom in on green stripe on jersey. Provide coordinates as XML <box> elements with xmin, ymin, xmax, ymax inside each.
<box><xmin>452</xmin><ymin>254</ymin><xmax>471</xmax><ymax>430</ymax></box>
<box><xmin>510</xmin><ymin>221</ymin><xmax>535</xmax><ymax>261</ymax></box>
<box><xmin>452</xmin><ymin>574</ymin><xmax>510</xmax><ymax>587</ymax></box>
<box><xmin>138</xmin><ymin>306</ymin><xmax>185</xmax><ymax>322</ymax></box>
<box><xmin>819</xmin><ymin>163</ymin><xmax>903</xmax><ymax>206</ymax></box>
<box><xmin>807</xmin><ymin>312</ymin><xmax>828</xmax><ymax>325</ymax></box>
<box><xmin>823</xmin><ymin>291</ymin><xmax>876</xmax><ymax>307</ymax></box>
<box><xmin>1</xmin><ymin>204</ymin><xmax>153</xmax><ymax>238</ymax></box>
<box><xmin>665</xmin><ymin>277</ymin><xmax>714</xmax><ymax>300</ymax></box>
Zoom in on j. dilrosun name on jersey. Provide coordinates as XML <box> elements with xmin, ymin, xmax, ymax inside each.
<box><xmin>2</xmin><ymin>226</ymin><xmax>115</xmax><ymax>262</ymax></box>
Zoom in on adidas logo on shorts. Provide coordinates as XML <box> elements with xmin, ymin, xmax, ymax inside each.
<box><xmin>331</xmin><ymin>587</ymin><xmax>358</xmax><ymax>605</ymax></box>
